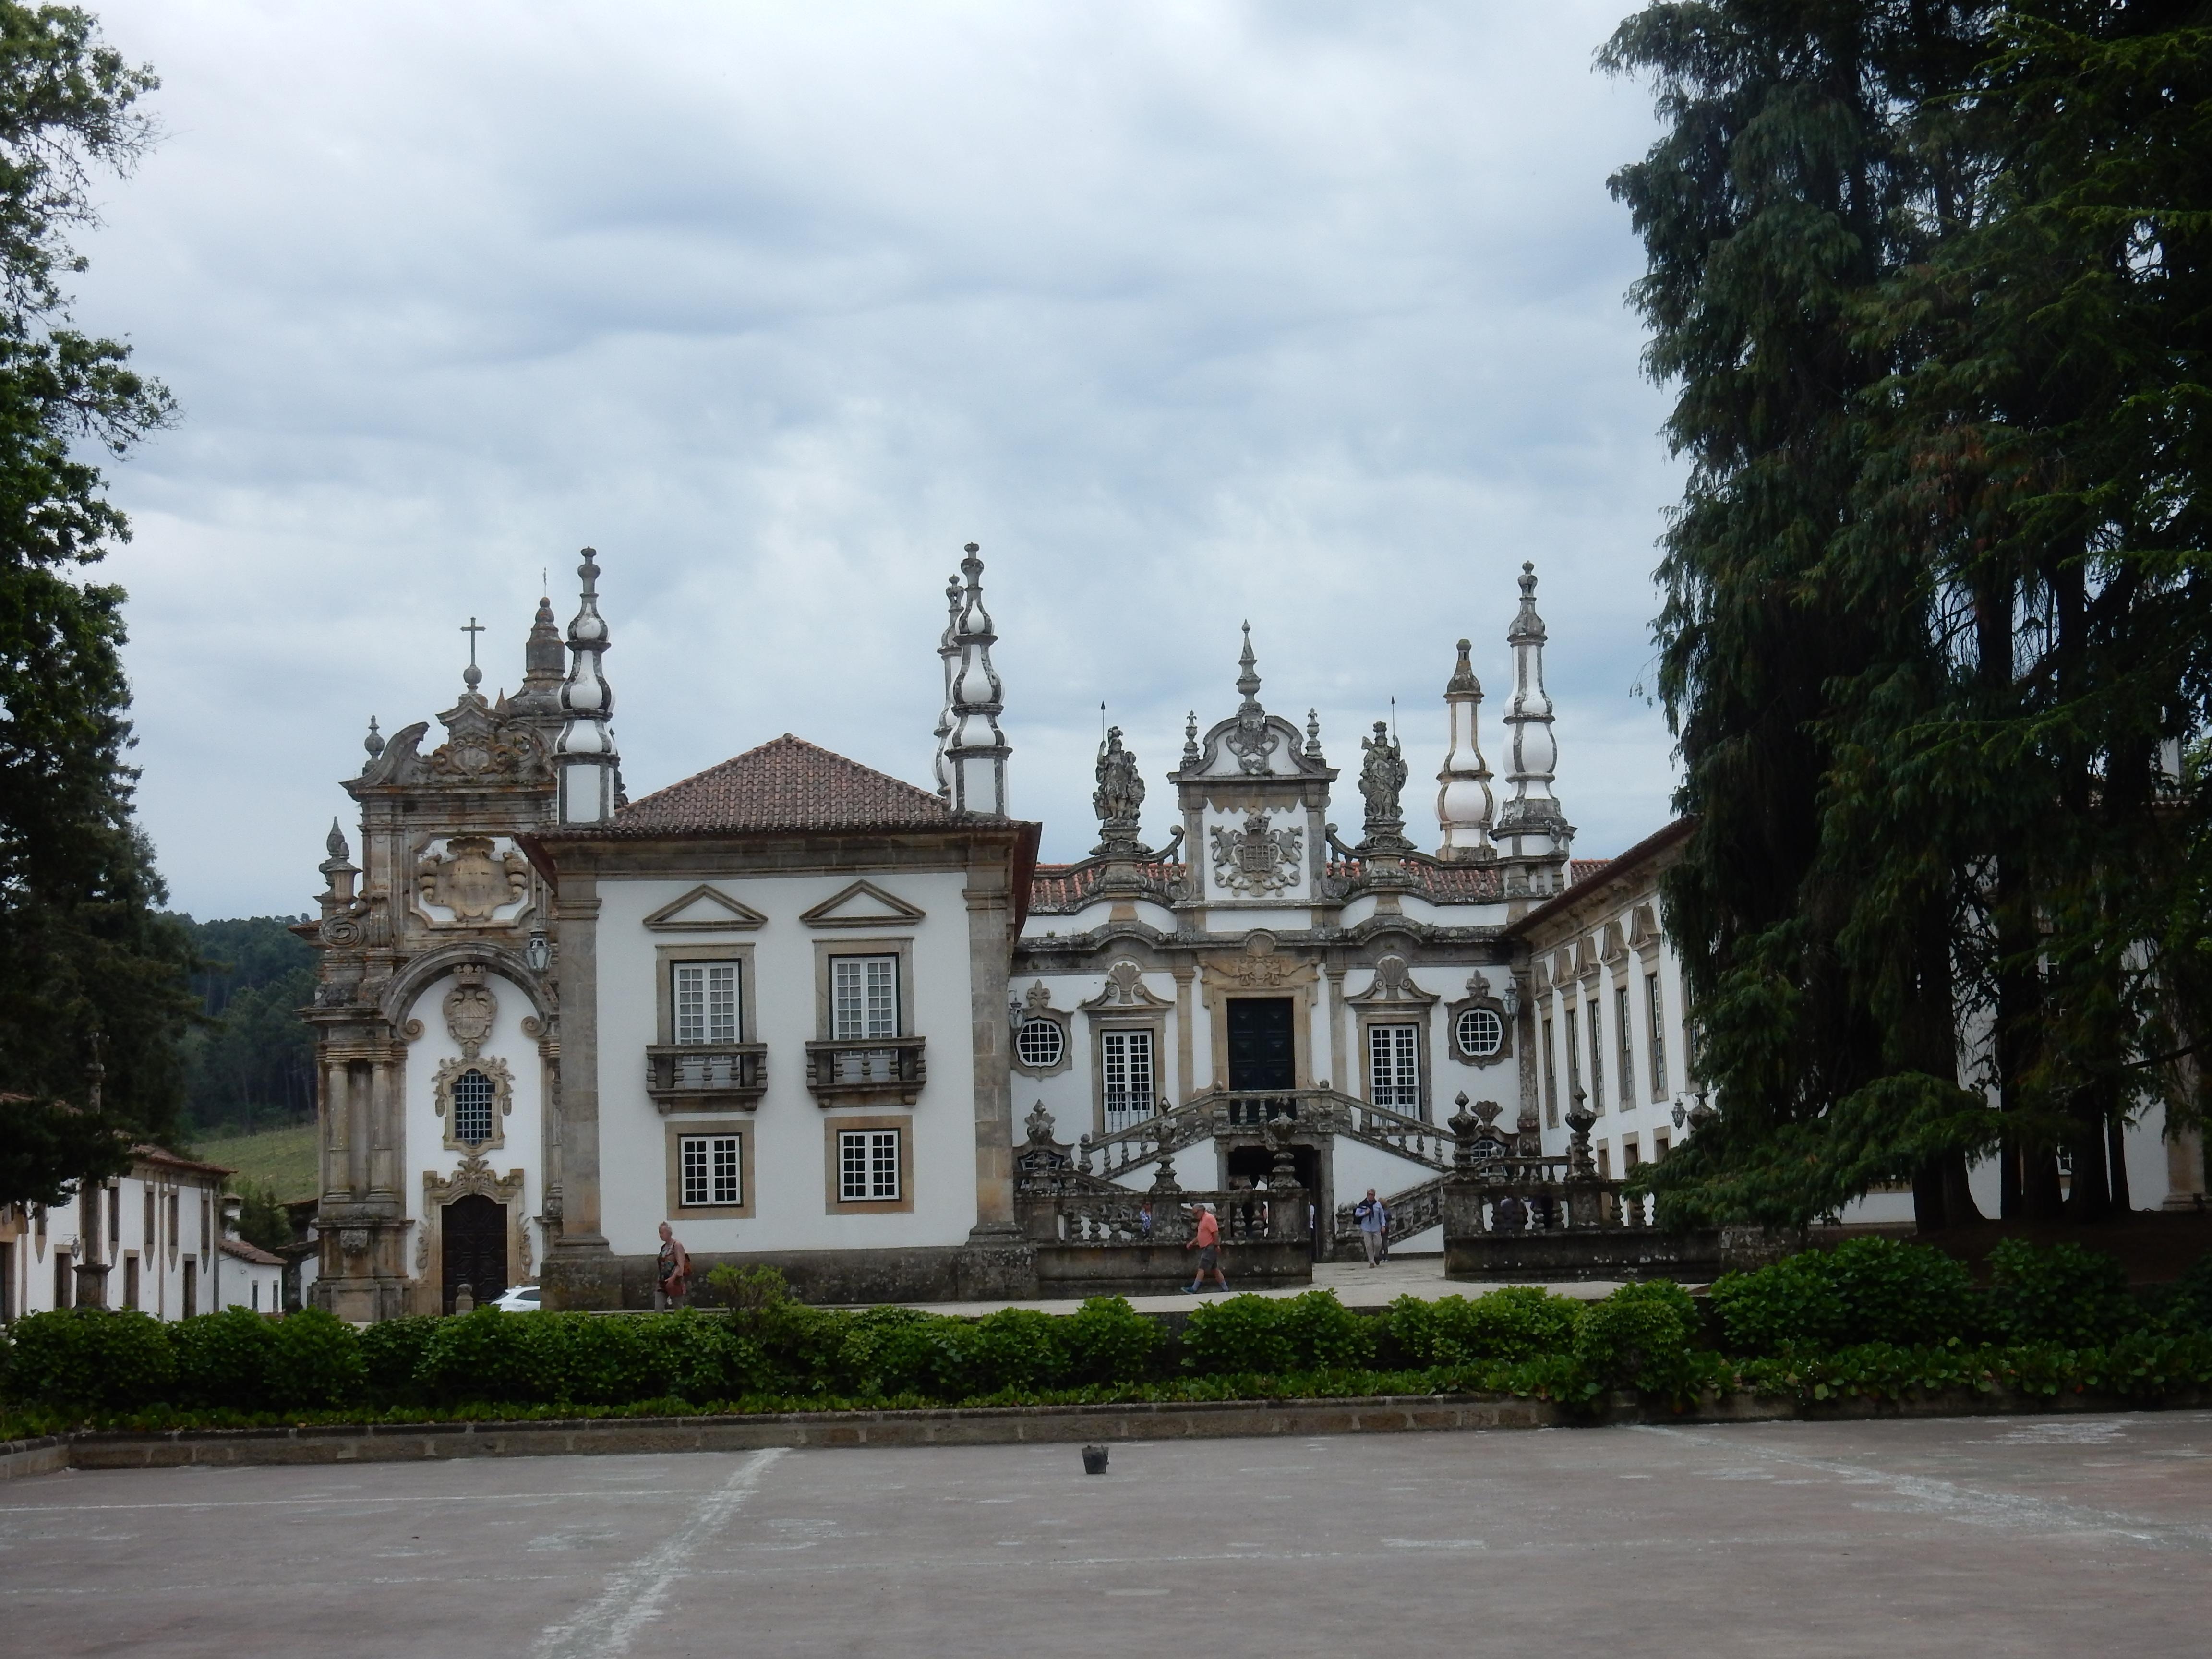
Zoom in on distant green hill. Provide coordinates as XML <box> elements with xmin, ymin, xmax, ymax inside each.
<box><xmin>193</xmin><ymin>1123</ymin><xmax>320</xmax><ymax>1202</ymax></box>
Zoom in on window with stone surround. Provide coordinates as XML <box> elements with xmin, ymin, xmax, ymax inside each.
<box><xmin>1368</xmin><ymin>1023</ymin><xmax>1421</xmax><ymax>1111</ymax></box>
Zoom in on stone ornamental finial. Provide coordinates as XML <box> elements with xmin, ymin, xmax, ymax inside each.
<box><xmin>943</xmin><ymin>542</ymin><xmax>1010</xmax><ymax>817</ymax></box>
<box><xmin>1497</xmin><ymin>561</ymin><xmax>1571</xmax><ymax>888</ymax></box>
<box><xmin>1236</xmin><ymin>621</ymin><xmax>1262</xmax><ymax>712</ymax></box>
<box><xmin>555</xmin><ymin>545</ymin><xmax>621</xmax><ymax>825</ymax></box>
<box><xmin>1436</xmin><ymin>636</ymin><xmax>1495</xmax><ymax>861</ymax></box>
<box><xmin>932</xmin><ymin>572</ymin><xmax>962</xmax><ymax>800</ymax></box>
<box><xmin>1224</xmin><ymin>626</ymin><xmax>1281</xmax><ymax>775</ymax></box>
<box><xmin>1305</xmin><ymin>708</ymin><xmax>1323</xmax><ymax>759</ymax></box>
<box><xmin>1182</xmin><ymin>710</ymin><xmax>1200</xmax><ymax>768</ymax></box>
<box><xmin>523</xmin><ymin>594</ymin><xmax>564</xmax><ymax>689</ymax></box>
<box><xmin>363</xmin><ymin>716</ymin><xmax>384</xmax><ymax>763</ymax></box>
<box><xmin>459</xmin><ymin>616</ymin><xmax>486</xmax><ymax>696</ymax></box>
<box><xmin>325</xmin><ymin>817</ymin><xmax>349</xmax><ymax>861</ymax></box>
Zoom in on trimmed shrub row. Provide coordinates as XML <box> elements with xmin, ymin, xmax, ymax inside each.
<box><xmin>1707</xmin><ymin>1236</ymin><xmax>2181</xmax><ymax>1356</ymax></box>
<box><xmin>5</xmin><ymin>1239</ymin><xmax>2207</xmax><ymax>1425</ymax></box>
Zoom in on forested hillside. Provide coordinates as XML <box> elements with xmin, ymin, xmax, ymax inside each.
<box><xmin>173</xmin><ymin>915</ymin><xmax>316</xmax><ymax>1136</ymax></box>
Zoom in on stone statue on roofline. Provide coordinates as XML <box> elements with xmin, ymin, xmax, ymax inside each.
<box><xmin>1358</xmin><ymin>720</ymin><xmax>1411</xmax><ymax>852</ymax></box>
<box><xmin>1091</xmin><ymin>725</ymin><xmax>1149</xmax><ymax>857</ymax></box>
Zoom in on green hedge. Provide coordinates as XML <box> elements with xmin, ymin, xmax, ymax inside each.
<box><xmin>5</xmin><ymin>1241</ymin><xmax>2208</xmax><ymax>1427</ymax></box>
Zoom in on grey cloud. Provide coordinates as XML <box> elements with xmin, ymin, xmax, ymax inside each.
<box><xmin>78</xmin><ymin>0</ymin><xmax>1680</xmax><ymax>915</ymax></box>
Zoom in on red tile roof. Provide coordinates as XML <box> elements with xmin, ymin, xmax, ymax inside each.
<box><xmin>219</xmin><ymin>1237</ymin><xmax>285</xmax><ymax>1267</ymax></box>
<box><xmin>1322</xmin><ymin>860</ymin><xmax>1506</xmax><ymax>904</ymax></box>
<box><xmin>597</xmin><ymin>735</ymin><xmax>956</xmax><ymax>837</ymax></box>
<box><xmin>1029</xmin><ymin>861</ymin><xmax>1182</xmax><ymax>913</ymax></box>
<box><xmin>1569</xmin><ymin>858</ymin><xmax>1611</xmax><ymax>888</ymax></box>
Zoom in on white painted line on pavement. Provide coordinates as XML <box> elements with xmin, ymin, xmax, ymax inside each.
<box><xmin>531</xmin><ymin>1448</ymin><xmax>785</xmax><ymax>1659</ymax></box>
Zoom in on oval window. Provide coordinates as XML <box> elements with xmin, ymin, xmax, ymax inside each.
<box><xmin>1456</xmin><ymin>1007</ymin><xmax>1503</xmax><ymax>1059</ymax></box>
<box><xmin>1015</xmin><ymin>1018</ymin><xmax>1065</xmax><ymax>1069</ymax></box>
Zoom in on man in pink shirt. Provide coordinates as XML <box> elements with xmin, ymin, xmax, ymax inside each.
<box><xmin>1182</xmin><ymin>1203</ymin><xmax>1227</xmax><ymax>1294</ymax></box>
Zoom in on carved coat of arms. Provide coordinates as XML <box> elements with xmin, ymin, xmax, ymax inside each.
<box><xmin>1211</xmin><ymin>811</ymin><xmax>1303</xmax><ymax>896</ymax></box>
<box><xmin>443</xmin><ymin>963</ymin><xmax>498</xmax><ymax>1058</ymax></box>
<box><xmin>417</xmin><ymin>835</ymin><xmax>529</xmax><ymax>924</ymax></box>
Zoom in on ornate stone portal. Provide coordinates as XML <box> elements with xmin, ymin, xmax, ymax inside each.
<box><xmin>417</xmin><ymin>1153</ymin><xmax>529</xmax><ymax>1313</ymax></box>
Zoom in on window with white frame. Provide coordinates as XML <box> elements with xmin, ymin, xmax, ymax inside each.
<box><xmin>1646</xmin><ymin>972</ymin><xmax>1668</xmax><ymax>1096</ymax></box>
<box><xmin>1016</xmin><ymin>1018</ymin><xmax>1064</xmax><ymax>1069</ymax></box>
<box><xmin>1616</xmin><ymin>984</ymin><xmax>1636</xmax><ymax>1106</ymax></box>
<box><xmin>1587</xmin><ymin>1000</ymin><xmax>1606</xmax><ymax>1113</ymax></box>
<box><xmin>1455</xmin><ymin>1005</ymin><xmax>1504</xmax><ymax>1058</ymax></box>
<box><xmin>679</xmin><ymin>1134</ymin><xmax>743</xmax><ymax>1207</ymax></box>
<box><xmin>1101</xmin><ymin>1029</ymin><xmax>1154</xmax><ymax>1126</ymax></box>
<box><xmin>838</xmin><ymin>1129</ymin><xmax>902</xmax><ymax>1201</ymax></box>
<box><xmin>673</xmin><ymin>962</ymin><xmax>739</xmax><ymax>1045</ymax></box>
<box><xmin>1564</xmin><ymin>1008</ymin><xmax>1581</xmax><ymax>1107</ymax></box>
<box><xmin>831</xmin><ymin>956</ymin><xmax>899</xmax><ymax>1040</ymax></box>
<box><xmin>1368</xmin><ymin>1023</ymin><xmax>1421</xmax><ymax>1111</ymax></box>
<box><xmin>1542</xmin><ymin>1016</ymin><xmax>1558</xmax><ymax>1125</ymax></box>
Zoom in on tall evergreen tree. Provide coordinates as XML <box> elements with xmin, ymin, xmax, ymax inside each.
<box><xmin>1611</xmin><ymin>0</ymin><xmax>2212</xmax><ymax>1230</ymax></box>
<box><xmin>0</xmin><ymin>4</ymin><xmax>190</xmax><ymax>1209</ymax></box>
<box><xmin>1604</xmin><ymin>1</ymin><xmax>1997</xmax><ymax>1230</ymax></box>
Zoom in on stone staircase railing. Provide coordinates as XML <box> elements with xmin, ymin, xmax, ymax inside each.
<box><xmin>1333</xmin><ymin>1172</ymin><xmax>1450</xmax><ymax>1252</ymax></box>
<box><xmin>1075</xmin><ymin>1086</ymin><xmax>1453</xmax><ymax>1181</ymax></box>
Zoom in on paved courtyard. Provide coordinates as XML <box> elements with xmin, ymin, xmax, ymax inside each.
<box><xmin>902</xmin><ymin>1253</ymin><xmax>1629</xmax><ymax>1316</ymax></box>
<box><xmin>4</xmin><ymin>1411</ymin><xmax>2206</xmax><ymax>1657</ymax></box>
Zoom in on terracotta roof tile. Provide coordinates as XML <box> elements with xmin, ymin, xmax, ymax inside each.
<box><xmin>598</xmin><ymin>735</ymin><xmax>955</xmax><ymax>838</ymax></box>
<box><xmin>1029</xmin><ymin>861</ymin><xmax>1182</xmax><ymax>913</ymax></box>
<box><xmin>1322</xmin><ymin>860</ymin><xmax>1506</xmax><ymax>904</ymax></box>
<box><xmin>1569</xmin><ymin>858</ymin><xmax>1611</xmax><ymax>887</ymax></box>
<box><xmin>219</xmin><ymin>1237</ymin><xmax>285</xmax><ymax>1267</ymax></box>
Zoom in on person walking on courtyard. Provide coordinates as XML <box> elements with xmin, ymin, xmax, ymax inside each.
<box><xmin>1355</xmin><ymin>1189</ymin><xmax>1389</xmax><ymax>1266</ymax></box>
<box><xmin>654</xmin><ymin>1221</ymin><xmax>691</xmax><ymax>1310</ymax></box>
<box><xmin>1182</xmin><ymin>1202</ymin><xmax>1227</xmax><ymax>1294</ymax></box>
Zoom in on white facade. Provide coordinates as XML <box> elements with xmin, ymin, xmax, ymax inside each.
<box><xmin>0</xmin><ymin>1149</ymin><xmax>235</xmax><ymax>1322</ymax></box>
<box><xmin>589</xmin><ymin>866</ymin><xmax>984</xmax><ymax>1255</ymax></box>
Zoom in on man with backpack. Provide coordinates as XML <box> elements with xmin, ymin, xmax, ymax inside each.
<box><xmin>1354</xmin><ymin>1189</ymin><xmax>1389</xmax><ymax>1266</ymax></box>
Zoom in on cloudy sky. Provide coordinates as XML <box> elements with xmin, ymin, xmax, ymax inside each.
<box><xmin>76</xmin><ymin>0</ymin><xmax>1682</xmax><ymax>918</ymax></box>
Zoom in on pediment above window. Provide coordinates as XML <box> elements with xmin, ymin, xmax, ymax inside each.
<box><xmin>642</xmin><ymin>884</ymin><xmax>767</xmax><ymax>932</ymax></box>
<box><xmin>800</xmin><ymin>880</ymin><xmax>926</xmax><ymax>928</ymax></box>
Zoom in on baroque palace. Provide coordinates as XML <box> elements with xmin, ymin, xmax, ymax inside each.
<box><xmin>296</xmin><ymin>547</ymin><xmax>2206</xmax><ymax>1317</ymax></box>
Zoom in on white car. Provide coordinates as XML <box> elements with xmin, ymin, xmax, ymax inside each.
<box><xmin>489</xmin><ymin>1283</ymin><xmax>543</xmax><ymax>1312</ymax></box>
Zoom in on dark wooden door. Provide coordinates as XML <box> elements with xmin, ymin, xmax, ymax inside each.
<box><xmin>1226</xmin><ymin>997</ymin><xmax>1295</xmax><ymax>1090</ymax></box>
<box><xmin>442</xmin><ymin>1194</ymin><xmax>507</xmax><ymax>1312</ymax></box>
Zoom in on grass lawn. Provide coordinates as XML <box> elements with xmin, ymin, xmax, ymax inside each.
<box><xmin>191</xmin><ymin>1123</ymin><xmax>319</xmax><ymax>1200</ymax></box>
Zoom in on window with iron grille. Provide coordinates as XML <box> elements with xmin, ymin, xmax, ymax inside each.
<box><xmin>1016</xmin><ymin>1018</ymin><xmax>1064</xmax><ymax>1069</ymax></box>
<box><xmin>453</xmin><ymin>1069</ymin><xmax>495</xmax><ymax>1146</ymax></box>
<box><xmin>1646</xmin><ymin>972</ymin><xmax>1668</xmax><ymax>1097</ymax></box>
<box><xmin>1368</xmin><ymin>1023</ymin><xmax>1421</xmax><ymax>1110</ymax></box>
<box><xmin>674</xmin><ymin>962</ymin><xmax>739</xmax><ymax>1044</ymax></box>
<box><xmin>1617</xmin><ymin>984</ymin><xmax>1636</xmax><ymax>1106</ymax></box>
<box><xmin>839</xmin><ymin>1129</ymin><xmax>901</xmax><ymax>1201</ymax></box>
<box><xmin>1101</xmin><ymin>1029</ymin><xmax>1154</xmax><ymax>1125</ymax></box>
<box><xmin>1455</xmin><ymin>1005</ymin><xmax>1503</xmax><ymax>1058</ymax></box>
<box><xmin>679</xmin><ymin>1134</ymin><xmax>742</xmax><ymax>1207</ymax></box>
<box><xmin>831</xmin><ymin>957</ymin><xmax>898</xmax><ymax>1040</ymax></box>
